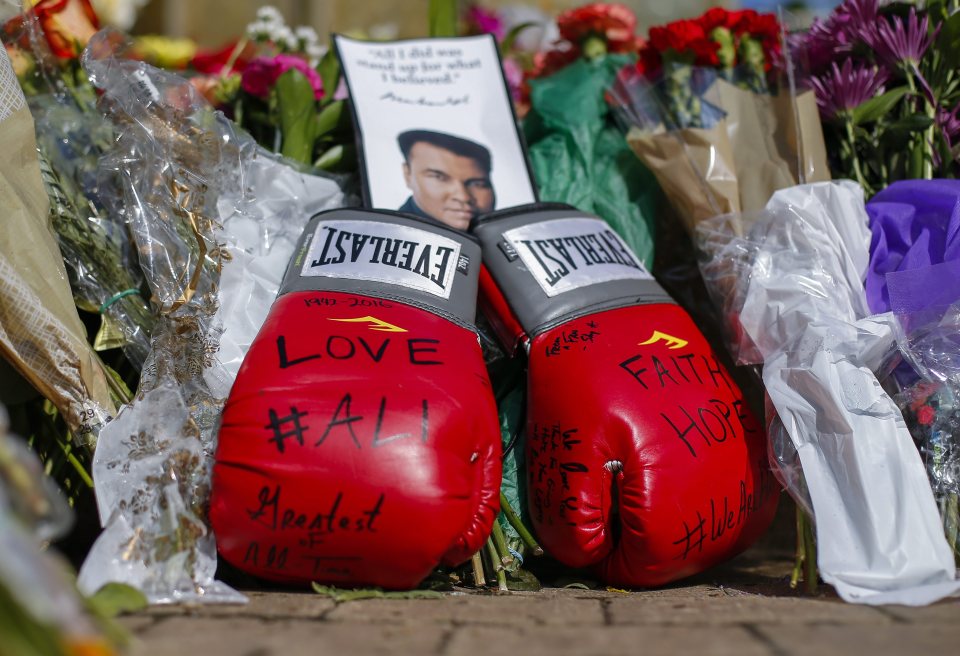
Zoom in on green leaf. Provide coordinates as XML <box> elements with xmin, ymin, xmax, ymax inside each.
<box><xmin>314</xmin><ymin>143</ymin><xmax>356</xmax><ymax>172</ymax></box>
<box><xmin>937</xmin><ymin>10</ymin><xmax>960</xmax><ymax>60</ymax></box>
<box><xmin>275</xmin><ymin>68</ymin><xmax>319</xmax><ymax>165</ymax></box>
<box><xmin>314</xmin><ymin>100</ymin><xmax>347</xmax><ymax>138</ymax></box>
<box><xmin>314</xmin><ymin>144</ymin><xmax>344</xmax><ymax>170</ymax></box>
<box><xmin>429</xmin><ymin>0</ymin><xmax>459</xmax><ymax>38</ymax></box>
<box><xmin>851</xmin><ymin>86</ymin><xmax>911</xmax><ymax>125</ymax></box>
<box><xmin>500</xmin><ymin>21</ymin><xmax>539</xmax><ymax>53</ymax></box>
<box><xmin>318</xmin><ymin>47</ymin><xmax>341</xmax><ymax>99</ymax></box>
<box><xmin>886</xmin><ymin>114</ymin><xmax>935</xmax><ymax>132</ymax></box>
<box><xmin>86</xmin><ymin>582</ymin><xmax>148</xmax><ymax>617</ymax></box>
<box><xmin>506</xmin><ymin>569</ymin><xmax>542</xmax><ymax>592</ymax></box>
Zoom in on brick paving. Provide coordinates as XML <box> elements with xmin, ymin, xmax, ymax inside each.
<box><xmin>120</xmin><ymin>544</ymin><xmax>960</xmax><ymax>656</ymax></box>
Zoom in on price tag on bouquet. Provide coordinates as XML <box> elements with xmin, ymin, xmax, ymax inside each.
<box><xmin>334</xmin><ymin>34</ymin><xmax>538</xmax><ymax>228</ymax></box>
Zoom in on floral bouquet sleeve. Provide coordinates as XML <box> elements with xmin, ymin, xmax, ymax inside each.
<box><xmin>696</xmin><ymin>180</ymin><xmax>960</xmax><ymax>605</ymax></box>
<box><xmin>74</xmin><ymin>29</ymin><xmax>343</xmax><ymax>604</ymax></box>
<box><xmin>607</xmin><ymin>8</ymin><xmax>830</xmax><ymax>237</ymax></box>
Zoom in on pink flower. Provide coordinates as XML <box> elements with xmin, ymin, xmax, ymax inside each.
<box><xmin>241</xmin><ymin>54</ymin><xmax>324</xmax><ymax>100</ymax></box>
<box><xmin>465</xmin><ymin>4</ymin><xmax>505</xmax><ymax>40</ymax></box>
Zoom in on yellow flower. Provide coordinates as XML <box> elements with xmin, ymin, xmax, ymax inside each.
<box><xmin>133</xmin><ymin>35</ymin><xmax>198</xmax><ymax>69</ymax></box>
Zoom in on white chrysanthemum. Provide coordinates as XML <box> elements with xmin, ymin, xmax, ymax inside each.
<box><xmin>294</xmin><ymin>26</ymin><xmax>319</xmax><ymax>45</ymax></box>
<box><xmin>306</xmin><ymin>43</ymin><xmax>326</xmax><ymax>67</ymax></box>
<box><xmin>273</xmin><ymin>25</ymin><xmax>298</xmax><ymax>51</ymax></box>
<box><xmin>255</xmin><ymin>5</ymin><xmax>284</xmax><ymax>27</ymax></box>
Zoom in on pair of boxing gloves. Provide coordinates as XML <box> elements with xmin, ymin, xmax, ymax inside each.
<box><xmin>209</xmin><ymin>205</ymin><xmax>777</xmax><ymax>589</ymax></box>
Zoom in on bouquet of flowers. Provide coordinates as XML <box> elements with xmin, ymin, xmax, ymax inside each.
<box><xmin>861</xmin><ymin>179</ymin><xmax>960</xmax><ymax>564</ymax></box>
<box><xmin>696</xmin><ymin>180</ymin><xmax>960</xmax><ymax>605</ymax></box>
<box><xmin>607</xmin><ymin>7</ymin><xmax>830</xmax><ymax>237</ymax></box>
<box><xmin>3</xmin><ymin>0</ymin><xmax>155</xmax><ymax>371</ymax></box>
<box><xmin>185</xmin><ymin>6</ymin><xmax>353</xmax><ymax>173</ymax></box>
<box><xmin>794</xmin><ymin>0</ymin><xmax>960</xmax><ymax>196</ymax></box>
<box><xmin>517</xmin><ymin>2</ymin><xmax>659</xmax><ymax>266</ymax></box>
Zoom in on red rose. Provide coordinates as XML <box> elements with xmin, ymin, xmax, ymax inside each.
<box><xmin>557</xmin><ymin>2</ymin><xmax>638</xmax><ymax>53</ymax></box>
<box><xmin>699</xmin><ymin>8</ymin><xmax>734</xmax><ymax>33</ymax></box>
<box><xmin>649</xmin><ymin>19</ymin><xmax>707</xmax><ymax>54</ymax></box>
<box><xmin>916</xmin><ymin>404</ymin><xmax>936</xmax><ymax>426</ymax></box>
<box><xmin>649</xmin><ymin>19</ymin><xmax>720</xmax><ymax>66</ymax></box>
<box><xmin>689</xmin><ymin>38</ymin><xmax>721</xmax><ymax>67</ymax></box>
<box><xmin>742</xmin><ymin>12</ymin><xmax>780</xmax><ymax>40</ymax></box>
<box><xmin>637</xmin><ymin>45</ymin><xmax>662</xmax><ymax>77</ymax></box>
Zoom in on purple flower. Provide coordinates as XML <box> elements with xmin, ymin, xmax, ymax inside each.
<box><xmin>937</xmin><ymin>103</ymin><xmax>960</xmax><ymax>149</ymax></box>
<box><xmin>465</xmin><ymin>4</ymin><xmax>505</xmax><ymax>40</ymax></box>
<box><xmin>798</xmin><ymin>0</ymin><xmax>880</xmax><ymax>75</ymax></box>
<box><xmin>241</xmin><ymin>54</ymin><xmax>325</xmax><ymax>100</ymax></box>
<box><xmin>809</xmin><ymin>58</ymin><xmax>889</xmax><ymax>121</ymax></box>
<box><xmin>862</xmin><ymin>8</ymin><xmax>937</xmax><ymax>68</ymax></box>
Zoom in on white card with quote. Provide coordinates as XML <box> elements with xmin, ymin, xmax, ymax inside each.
<box><xmin>335</xmin><ymin>35</ymin><xmax>537</xmax><ymax>230</ymax></box>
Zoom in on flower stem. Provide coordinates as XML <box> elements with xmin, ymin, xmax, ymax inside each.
<box><xmin>843</xmin><ymin>117</ymin><xmax>871</xmax><ymax>194</ymax></box>
<box><xmin>221</xmin><ymin>37</ymin><xmax>249</xmax><ymax>78</ymax></box>
<box><xmin>790</xmin><ymin>503</ymin><xmax>804</xmax><ymax>590</ymax></box>
<box><xmin>486</xmin><ymin>537</ymin><xmax>509</xmax><ymax>592</ymax></box>
<box><xmin>904</xmin><ymin>66</ymin><xmax>935</xmax><ymax>179</ymax></box>
<box><xmin>491</xmin><ymin>519</ymin><xmax>514</xmax><ymax>567</ymax></box>
<box><xmin>500</xmin><ymin>492</ymin><xmax>543</xmax><ymax>556</ymax></box>
<box><xmin>471</xmin><ymin>551</ymin><xmax>486</xmax><ymax>587</ymax></box>
<box><xmin>802</xmin><ymin>509</ymin><xmax>818</xmax><ymax>595</ymax></box>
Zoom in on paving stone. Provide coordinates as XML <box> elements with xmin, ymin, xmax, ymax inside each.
<box><xmin>879</xmin><ymin>598</ymin><xmax>960</xmax><ymax>624</ymax></box>
<box><xmin>117</xmin><ymin>614</ymin><xmax>160</xmax><ymax>635</ymax></box>
<box><xmin>606</xmin><ymin>594</ymin><xmax>890</xmax><ymax>626</ymax></box>
<box><xmin>325</xmin><ymin>593</ymin><xmax>605</xmax><ymax>626</ymax></box>
<box><xmin>444</xmin><ymin>624</ymin><xmax>769</xmax><ymax>656</ymax></box>
<box><xmin>753</xmin><ymin>622</ymin><xmax>960</xmax><ymax>656</ymax></box>
<box><xmin>139</xmin><ymin>591</ymin><xmax>335</xmax><ymax>620</ymax></box>
<box><xmin>129</xmin><ymin>616</ymin><xmax>446</xmax><ymax>656</ymax></box>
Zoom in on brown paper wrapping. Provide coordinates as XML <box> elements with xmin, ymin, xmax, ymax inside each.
<box><xmin>0</xmin><ymin>56</ymin><xmax>117</xmax><ymax>443</ymax></box>
<box><xmin>627</xmin><ymin>122</ymin><xmax>739</xmax><ymax>236</ymax></box>
<box><xmin>626</xmin><ymin>79</ymin><xmax>830</xmax><ymax>238</ymax></box>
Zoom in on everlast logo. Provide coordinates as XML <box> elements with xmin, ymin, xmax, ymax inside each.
<box><xmin>308</xmin><ymin>225</ymin><xmax>456</xmax><ymax>292</ymax></box>
<box><xmin>516</xmin><ymin>229</ymin><xmax>641</xmax><ymax>288</ymax></box>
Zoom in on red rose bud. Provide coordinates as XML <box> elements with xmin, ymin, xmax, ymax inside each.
<box><xmin>917</xmin><ymin>405</ymin><xmax>936</xmax><ymax>426</ymax></box>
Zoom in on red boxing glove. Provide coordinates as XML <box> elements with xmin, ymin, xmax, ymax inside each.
<box><xmin>211</xmin><ymin>209</ymin><xmax>501</xmax><ymax>589</ymax></box>
<box><xmin>473</xmin><ymin>206</ymin><xmax>778</xmax><ymax>587</ymax></box>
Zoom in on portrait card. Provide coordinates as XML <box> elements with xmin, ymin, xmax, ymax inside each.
<box><xmin>335</xmin><ymin>34</ymin><xmax>538</xmax><ymax>230</ymax></box>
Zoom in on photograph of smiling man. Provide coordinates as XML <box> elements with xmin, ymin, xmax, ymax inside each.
<box><xmin>335</xmin><ymin>34</ymin><xmax>537</xmax><ymax>227</ymax></box>
<box><xmin>397</xmin><ymin>130</ymin><xmax>495</xmax><ymax>229</ymax></box>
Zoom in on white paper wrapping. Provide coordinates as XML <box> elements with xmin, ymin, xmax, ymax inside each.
<box><xmin>204</xmin><ymin>153</ymin><xmax>344</xmax><ymax>397</ymax></box>
<box><xmin>733</xmin><ymin>181</ymin><xmax>960</xmax><ymax>605</ymax></box>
